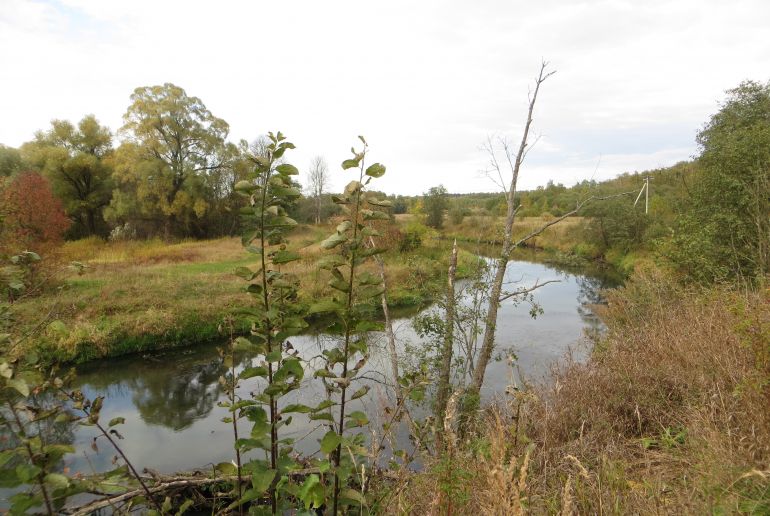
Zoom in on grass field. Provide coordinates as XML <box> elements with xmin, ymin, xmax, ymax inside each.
<box><xmin>8</xmin><ymin>223</ymin><xmax>479</xmax><ymax>363</ymax></box>
<box><xmin>440</xmin><ymin>214</ymin><xmax>588</xmax><ymax>253</ymax></box>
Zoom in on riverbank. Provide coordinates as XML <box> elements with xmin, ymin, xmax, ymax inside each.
<box><xmin>435</xmin><ymin>214</ymin><xmax>651</xmax><ymax>277</ymax></box>
<box><xmin>7</xmin><ymin>224</ymin><xmax>480</xmax><ymax>364</ymax></box>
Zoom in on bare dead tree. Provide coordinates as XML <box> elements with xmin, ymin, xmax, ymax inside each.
<box><xmin>468</xmin><ymin>61</ymin><xmax>555</xmax><ymax>396</ymax></box>
<box><xmin>307</xmin><ymin>155</ymin><xmax>329</xmax><ymax>224</ymax></box>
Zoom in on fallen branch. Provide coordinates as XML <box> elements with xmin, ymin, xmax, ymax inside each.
<box><xmin>63</xmin><ymin>468</ymin><xmax>402</xmax><ymax>515</ymax></box>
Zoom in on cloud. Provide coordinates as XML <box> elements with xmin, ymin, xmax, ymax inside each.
<box><xmin>0</xmin><ymin>0</ymin><xmax>768</xmax><ymax>194</ymax></box>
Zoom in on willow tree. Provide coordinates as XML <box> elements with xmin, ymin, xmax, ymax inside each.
<box><xmin>111</xmin><ymin>83</ymin><xmax>230</xmax><ymax>237</ymax></box>
<box><xmin>20</xmin><ymin>115</ymin><xmax>113</xmax><ymax>237</ymax></box>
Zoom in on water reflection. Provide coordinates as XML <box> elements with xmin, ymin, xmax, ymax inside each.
<box><xmin>129</xmin><ymin>359</ymin><xmax>225</xmax><ymax>431</ymax></box>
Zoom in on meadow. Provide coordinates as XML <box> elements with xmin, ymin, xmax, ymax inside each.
<box><xmin>9</xmin><ymin>221</ymin><xmax>484</xmax><ymax>363</ymax></box>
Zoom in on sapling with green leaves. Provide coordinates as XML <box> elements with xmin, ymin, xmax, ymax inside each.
<box><xmin>308</xmin><ymin>136</ymin><xmax>392</xmax><ymax>514</ymax></box>
<box><xmin>230</xmin><ymin>131</ymin><xmax>313</xmax><ymax>514</ymax></box>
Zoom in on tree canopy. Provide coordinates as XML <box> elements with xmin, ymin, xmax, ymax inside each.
<box><xmin>20</xmin><ymin>115</ymin><xmax>114</xmax><ymax>238</ymax></box>
<box><xmin>108</xmin><ymin>83</ymin><xmax>232</xmax><ymax>237</ymax></box>
<box><xmin>667</xmin><ymin>81</ymin><xmax>770</xmax><ymax>282</ymax></box>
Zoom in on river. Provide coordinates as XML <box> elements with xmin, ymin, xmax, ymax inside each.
<box><xmin>33</xmin><ymin>255</ymin><xmax>619</xmax><ymax>480</ymax></box>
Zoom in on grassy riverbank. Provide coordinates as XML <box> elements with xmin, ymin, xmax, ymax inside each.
<box><xmin>394</xmin><ymin>269</ymin><xmax>770</xmax><ymax>513</ymax></box>
<box><xmin>8</xmin><ymin>224</ymin><xmax>479</xmax><ymax>364</ymax></box>
<box><xmin>433</xmin><ymin>214</ymin><xmax>653</xmax><ymax>275</ymax></box>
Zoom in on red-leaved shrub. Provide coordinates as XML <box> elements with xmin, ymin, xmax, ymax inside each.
<box><xmin>1</xmin><ymin>172</ymin><xmax>71</xmax><ymax>254</ymax></box>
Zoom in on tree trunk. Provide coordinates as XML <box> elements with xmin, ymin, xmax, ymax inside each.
<box><xmin>435</xmin><ymin>239</ymin><xmax>458</xmax><ymax>448</ymax></box>
<box><xmin>469</xmin><ymin>63</ymin><xmax>552</xmax><ymax>396</ymax></box>
<box><xmin>371</xmin><ymin>237</ymin><xmax>401</xmax><ymax>402</ymax></box>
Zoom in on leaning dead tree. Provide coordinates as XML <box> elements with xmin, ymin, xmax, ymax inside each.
<box><xmin>466</xmin><ymin>62</ymin><xmax>636</xmax><ymax>396</ymax></box>
<box><xmin>468</xmin><ymin>62</ymin><xmax>556</xmax><ymax>396</ymax></box>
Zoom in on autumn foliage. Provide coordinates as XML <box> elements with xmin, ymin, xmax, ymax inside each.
<box><xmin>1</xmin><ymin>171</ymin><xmax>71</xmax><ymax>254</ymax></box>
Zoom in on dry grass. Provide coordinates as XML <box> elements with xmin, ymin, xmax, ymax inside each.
<box><xmin>9</xmin><ymin>223</ymin><xmax>478</xmax><ymax>362</ymax></box>
<box><xmin>442</xmin><ymin>215</ymin><xmax>588</xmax><ymax>253</ymax></box>
<box><xmin>395</xmin><ymin>268</ymin><xmax>770</xmax><ymax>514</ymax></box>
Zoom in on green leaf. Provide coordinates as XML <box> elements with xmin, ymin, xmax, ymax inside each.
<box><xmin>342</xmin><ymin>158</ymin><xmax>360</xmax><ymax>170</ymax></box>
<box><xmin>44</xmin><ymin>473</ymin><xmax>69</xmax><ymax>490</ymax></box>
<box><xmin>275</xmin><ymin>163</ymin><xmax>299</xmax><ymax>175</ymax></box>
<box><xmin>363</xmin><ymin>210</ymin><xmax>390</xmax><ymax>221</ymax></box>
<box><xmin>309</xmin><ymin>412</ymin><xmax>335</xmax><ymax>422</ymax></box>
<box><xmin>176</xmin><ymin>499</ymin><xmax>194</xmax><ymax>516</ymax></box>
<box><xmin>298</xmin><ymin>474</ymin><xmax>325</xmax><ymax>509</ymax></box>
<box><xmin>321</xmin><ymin>233</ymin><xmax>347</xmax><ymax>249</ymax></box>
<box><xmin>252</xmin><ymin>468</ymin><xmax>276</xmax><ymax>493</ymax></box>
<box><xmin>336</xmin><ymin>220</ymin><xmax>352</xmax><ymax>234</ymax></box>
<box><xmin>234</xmin><ymin>180</ymin><xmax>256</xmax><ymax>193</ymax></box>
<box><xmin>307</xmin><ymin>300</ymin><xmax>341</xmax><ymax>315</ymax></box>
<box><xmin>7</xmin><ymin>378</ymin><xmax>28</xmax><ymax>397</ymax></box>
<box><xmin>365</xmin><ymin>163</ymin><xmax>386</xmax><ymax>178</ymax></box>
<box><xmin>344</xmin><ymin>180</ymin><xmax>362</xmax><ymax>195</ymax></box>
<box><xmin>234</xmin><ymin>336</ymin><xmax>263</xmax><ymax>353</ymax></box>
<box><xmin>359</xmin><ymin>246</ymin><xmax>387</xmax><ymax>257</ymax></box>
<box><xmin>350</xmin><ymin>386</ymin><xmax>370</xmax><ymax>400</ymax></box>
<box><xmin>234</xmin><ymin>266</ymin><xmax>256</xmax><ymax>280</ymax></box>
<box><xmin>317</xmin><ymin>254</ymin><xmax>346</xmax><ymax>270</ymax></box>
<box><xmin>320</xmin><ymin>430</ymin><xmax>342</xmax><ymax>454</ymax></box>
<box><xmin>214</xmin><ymin>462</ymin><xmax>237</xmax><ymax>475</ymax></box>
<box><xmin>329</xmin><ymin>278</ymin><xmax>350</xmax><ymax>293</ymax></box>
<box><xmin>346</xmin><ymin>410</ymin><xmax>369</xmax><ymax>427</ymax></box>
<box><xmin>240</xmin><ymin>366</ymin><xmax>268</xmax><ymax>379</ymax></box>
<box><xmin>355</xmin><ymin>321</ymin><xmax>383</xmax><ymax>332</ymax></box>
<box><xmin>272</xmin><ymin>250</ymin><xmax>301</xmax><ymax>264</ymax></box>
<box><xmin>281</xmin><ymin>403</ymin><xmax>312</xmax><ymax>414</ymax></box>
<box><xmin>356</xmin><ymin>272</ymin><xmax>380</xmax><ymax>286</ymax></box>
<box><xmin>357</xmin><ymin>285</ymin><xmax>385</xmax><ymax>299</ymax></box>
<box><xmin>367</xmin><ymin>197</ymin><xmax>392</xmax><ymax>207</ymax></box>
<box><xmin>340</xmin><ymin>487</ymin><xmax>367</xmax><ymax>505</ymax></box>
<box><xmin>15</xmin><ymin>464</ymin><xmax>41</xmax><ymax>483</ymax></box>
<box><xmin>108</xmin><ymin>417</ymin><xmax>125</xmax><ymax>427</ymax></box>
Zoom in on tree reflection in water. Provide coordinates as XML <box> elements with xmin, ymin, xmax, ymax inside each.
<box><xmin>576</xmin><ymin>274</ymin><xmax>615</xmax><ymax>340</ymax></box>
<box><xmin>127</xmin><ymin>358</ymin><xmax>227</xmax><ymax>431</ymax></box>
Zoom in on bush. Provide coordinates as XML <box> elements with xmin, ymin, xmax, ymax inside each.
<box><xmin>400</xmin><ymin>222</ymin><xmax>428</xmax><ymax>252</ymax></box>
<box><xmin>0</xmin><ymin>172</ymin><xmax>70</xmax><ymax>254</ymax></box>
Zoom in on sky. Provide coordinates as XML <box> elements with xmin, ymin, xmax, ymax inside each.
<box><xmin>1</xmin><ymin>0</ymin><xmax>768</xmax><ymax>195</ymax></box>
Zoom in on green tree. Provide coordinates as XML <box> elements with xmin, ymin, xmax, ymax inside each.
<box><xmin>424</xmin><ymin>184</ymin><xmax>448</xmax><ymax>228</ymax></box>
<box><xmin>20</xmin><ymin>116</ymin><xmax>114</xmax><ymax>237</ymax></box>
<box><xmin>109</xmin><ymin>83</ymin><xmax>230</xmax><ymax>237</ymax></box>
<box><xmin>667</xmin><ymin>81</ymin><xmax>770</xmax><ymax>282</ymax></box>
<box><xmin>0</xmin><ymin>144</ymin><xmax>22</xmax><ymax>177</ymax></box>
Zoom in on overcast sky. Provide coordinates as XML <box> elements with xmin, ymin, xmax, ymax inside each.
<box><xmin>1</xmin><ymin>0</ymin><xmax>768</xmax><ymax>194</ymax></box>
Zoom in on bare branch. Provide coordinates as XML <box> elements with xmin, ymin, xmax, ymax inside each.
<box><xmin>499</xmin><ymin>279</ymin><xmax>560</xmax><ymax>302</ymax></box>
<box><xmin>511</xmin><ymin>190</ymin><xmax>637</xmax><ymax>249</ymax></box>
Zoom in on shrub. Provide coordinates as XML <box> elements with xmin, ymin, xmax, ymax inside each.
<box><xmin>0</xmin><ymin>172</ymin><xmax>70</xmax><ymax>254</ymax></box>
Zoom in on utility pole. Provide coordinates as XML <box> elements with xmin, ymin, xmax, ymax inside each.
<box><xmin>634</xmin><ymin>176</ymin><xmax>650</xmax><ymax>214</ymax></box>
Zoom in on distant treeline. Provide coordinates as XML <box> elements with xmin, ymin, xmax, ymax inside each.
<box><xmin>1</xmin><ymin>80</ymin><xmax>768</xmax><ymax>284</ymax></box>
